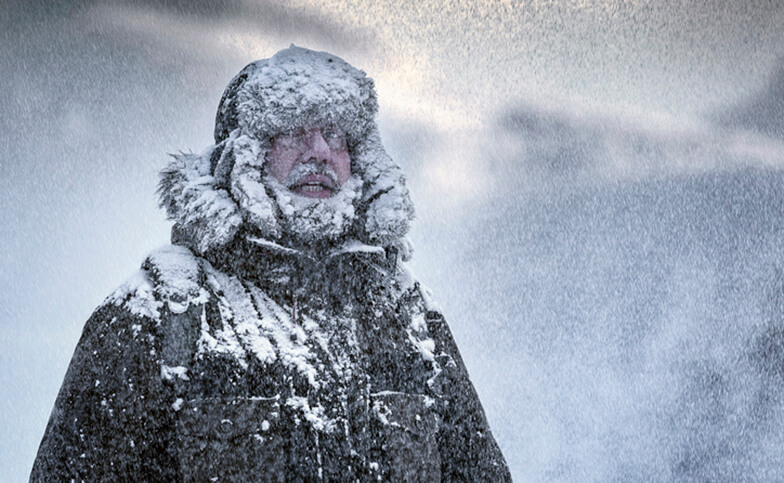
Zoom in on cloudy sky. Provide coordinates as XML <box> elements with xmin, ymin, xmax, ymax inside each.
<box><xmin>3</xmin><ymin>0</ymin><xmax>784</xmax><ymax>480</ymax></box>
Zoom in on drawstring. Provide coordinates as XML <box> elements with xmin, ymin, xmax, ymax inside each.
<box><xmin>292</xmin><ymin>296</ymin><xmax>297</xmax><ymax>325</ymax></box>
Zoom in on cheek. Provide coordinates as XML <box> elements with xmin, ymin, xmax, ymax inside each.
<box><xmin>334</xmin><ymin>152</ymin><xmax>352</xmax><ymax>184</ymax></box>
<box><xmin>266</xmin><ymin>148</ymin><xmax>296</xmax><ymax>182</ymax></box>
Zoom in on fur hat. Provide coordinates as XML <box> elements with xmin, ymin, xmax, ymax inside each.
<box><xmin>158</xmin><ymin>46</ymin><xmax>415</xmax><ymax>254</ymax></box>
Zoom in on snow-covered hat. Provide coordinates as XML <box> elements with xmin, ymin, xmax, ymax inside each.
<box><xmin>213</xmin><ymin>46</ymin><xmax>376</xmax><ymax>148</ymax></box>
<box><xmin>158</xmin><ymin>46</ymin><xmax>415</xmax><ymax>254</ymax></box>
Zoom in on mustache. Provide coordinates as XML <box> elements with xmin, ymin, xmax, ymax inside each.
<box><xmin>283</xmin><ymin>163</ymin><xmax>339</xmax><ymax>188</ymax></box>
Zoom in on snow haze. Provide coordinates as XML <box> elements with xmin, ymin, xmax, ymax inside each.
<box><xmin>3</xmin><ymin>1</ymin><xmax>784</xmax><ymax>480</ymax></box>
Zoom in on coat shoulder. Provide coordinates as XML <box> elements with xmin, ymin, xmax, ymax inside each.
<box><xmin>31</xmin><ymin>295</ymin><xmax>180</xmax><ymax>480</ymax></box>
<box><xmin>101</xmin><ymin>245</ymin><xmax>210</xmax><ymax>324</ymax></box>
<box><xmin>396</xmin><ymin>274</ymin><xmax>513</xmax><ymax>482</ymax></box>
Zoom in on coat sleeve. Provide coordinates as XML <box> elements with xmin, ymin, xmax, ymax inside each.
<box><xmin>30</xmin><ymin>303</ymin><xmax>179</xmax><ymax>481</ymax></box>
<box><xmin>426</xmin><ymin>309</ymin><xmax>513</xmax><ymax>482</ymax></box>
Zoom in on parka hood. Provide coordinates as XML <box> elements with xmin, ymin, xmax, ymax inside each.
<box><xmin>158</xmin><ymin>46</ymin><xmax>415</xmax><ymax>255</ymax></box>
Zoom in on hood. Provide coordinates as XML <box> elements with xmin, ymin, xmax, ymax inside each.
<box><xmin>158</xmin><ymin>46</ymin><xmax>415</xmax><ymax>255</ymax></box>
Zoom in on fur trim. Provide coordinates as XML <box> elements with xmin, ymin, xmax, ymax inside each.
<box><xmin>157</xmin><ymin>147</ymin><xmax>243</xmax><ymax>254</ymax></box>
<box><xmin>159</xmin><ymin>46</ymin><xmax>414</xmax><ymax>254</ymax></box>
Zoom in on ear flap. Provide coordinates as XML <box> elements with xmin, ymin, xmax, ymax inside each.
<box><xmin>352</xmin><ymin>127</ymin><xmax>416</xmax><ymax>246</ymax></box>
<box><xmin>226</xmin><ymin>133</ymin><xmax>283</xmax><ymax>240</ymax></box>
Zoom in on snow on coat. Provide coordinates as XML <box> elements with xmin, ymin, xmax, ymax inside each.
<box><xmin>31</xmin><ymin>46</ymin><xmax>510</xmax><ymax>481</ymax></box>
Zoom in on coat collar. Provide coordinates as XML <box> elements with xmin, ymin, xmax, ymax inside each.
<box><xmin>198</xmin><ymin>234</ymin><xmax>394</xmax><ymax>311</ymax></box>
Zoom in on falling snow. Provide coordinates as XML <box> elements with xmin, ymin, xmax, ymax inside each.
<box><xmin>6</xmin><ymin>1</ymin><xmax>784</xmax><ymax>482</ymax></box>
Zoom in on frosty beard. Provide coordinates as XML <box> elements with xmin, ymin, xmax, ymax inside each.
<box><xmin>263</xmin><ymin>170</ymin><xmax>362</xmax><ymax>244</ymax></box>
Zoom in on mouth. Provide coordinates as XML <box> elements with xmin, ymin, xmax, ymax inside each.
<box><xmin>290</xmin><ymin>174</ymin><xmax>337</xmax><ymax>198</ymax></box>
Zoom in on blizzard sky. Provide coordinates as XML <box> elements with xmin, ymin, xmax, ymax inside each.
<box><xmin>3</xmin><ymin>0</ymin><xmax>784</xmax><ymax>480</ymax></box>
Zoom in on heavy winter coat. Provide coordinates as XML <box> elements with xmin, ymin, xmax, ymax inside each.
<box><xmin>31</xmin><ymin>238</ymin><xmax>511</xmax><ymax>481</ymax></box>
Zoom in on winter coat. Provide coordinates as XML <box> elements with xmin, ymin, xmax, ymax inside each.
<box><xmin>31</xmin><ymin>236</ymin><xmax>512</xmax><ymax>481</ymax></box>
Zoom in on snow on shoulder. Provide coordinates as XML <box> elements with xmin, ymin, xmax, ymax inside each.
<box><xmin>105</xmin><ymin>245</ymin><xmax>209</xmax><ymax>322</ymax></box>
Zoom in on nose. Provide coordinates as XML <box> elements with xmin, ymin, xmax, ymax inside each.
<box><xmin>304</xmin><ymin>129</ymin><xmax>331</xmax><ymax>164</ymax></box>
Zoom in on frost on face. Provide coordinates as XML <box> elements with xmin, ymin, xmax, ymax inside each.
<box><xmin>28</xmin><ymin>44</ymin><xmax>514</xmax><ymax>482</ymax></box>
<box><xmin>263</xmin><ymin>174</ymin><xmax>361</xmax><ymax>242</ymax></box>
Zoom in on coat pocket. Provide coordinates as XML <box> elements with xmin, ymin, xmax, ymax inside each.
<box><xmin>369</xmin><ymin>391</ymin><xmax>441</xmax><ymax>481</ymax></box>
<box><xmin>175</xmin><ymin>396</ymin><xmax>285</xmax><ymax>482</ymax></box>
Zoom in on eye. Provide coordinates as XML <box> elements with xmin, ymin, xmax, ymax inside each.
<box><xmin>322</xmin><ymin>127</ymin><xmax>346</xmax><ymax>149</ymax></box>
<box><xmin>273</xmin><ymin>128</ymin><xmax>309</xmax><ymax>148</ymax></box>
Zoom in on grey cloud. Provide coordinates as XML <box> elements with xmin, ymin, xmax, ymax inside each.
<box><xmin>490</xmin><ymin>99</ymin><xmax>784</xmax><ymax>198</ymax></box>
<box><xmin>107</xmin><ymin>0</ymin><xmax>375</xmax><ymax>54</ymax></box>
<box><xmin>715</xmin><ymin>57</ymin><xmax>784</xmax><ymax>140</ymax></box>
<box><xmin>500</xmin><ymin>107</ymin><xmax>596</xmax><ymax>180</ymax></box>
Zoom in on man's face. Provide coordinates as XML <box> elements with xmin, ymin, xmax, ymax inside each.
<box><xmin>266</xmin><ymin>126</ymin><xmax>352</xmax><ymax>199</ymax></box>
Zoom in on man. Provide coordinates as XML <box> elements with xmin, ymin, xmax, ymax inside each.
<box><xmin>32</xmin><ymin>46</ymin><xmax>511</xmax><ymax>481</ymax></box>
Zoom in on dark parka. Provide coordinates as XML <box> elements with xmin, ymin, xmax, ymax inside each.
<box><xmin>32</xmin><ymin>46</ymin><xmax>511</xmax><ymax>481</ymax></box>
<box><xmin>31</xmin><ymin>238</ymin><xmax>510</xmax><ymax>481</ymax></box>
